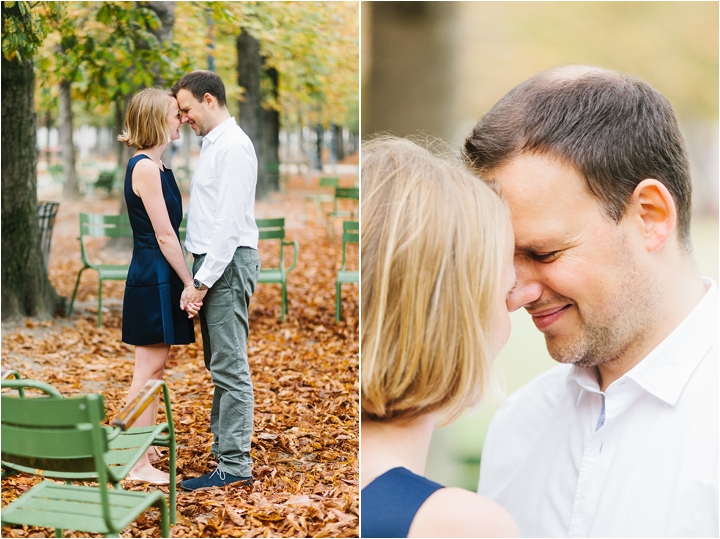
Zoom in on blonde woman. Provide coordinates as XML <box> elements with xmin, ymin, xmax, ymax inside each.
<box><xmin>118</xmin><ymin>88</ymin><xmax>201</xmax><ymax>484</ymax></box>
<box><xmin>361</xmin><ymin>138</ymin><xmax>519</xmax><ymax>538</ymax></box>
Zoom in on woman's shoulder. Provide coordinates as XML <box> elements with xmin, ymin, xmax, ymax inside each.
<box><xmin>409</xmin><ymin>487</ymin><xmax>520</xmax><ymax>538</ymax></box>
<box><xmin>131</xmin><ymin>156</ymin><xmax>162</xmax><ymax>181</ymax></box>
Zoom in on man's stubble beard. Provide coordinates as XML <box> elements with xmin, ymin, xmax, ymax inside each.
<box><xmin>544</xmin><ymin>239</ymin><xmax>660</xmax><ymax>369</ymax></box>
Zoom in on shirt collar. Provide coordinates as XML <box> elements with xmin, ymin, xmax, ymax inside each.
<box><xmin>202</xmin><ymin>116</ymin><xmax>237</xmax><ymax>145</ymax></box>
<box><xmin>566</xmin><ymin>278</ymin><xmax>718</xmax><ymax>406</ymax></box>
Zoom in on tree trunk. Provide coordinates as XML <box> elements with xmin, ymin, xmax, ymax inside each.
<box><xmin>44</xmin><ymin>111</ymin><xmax>53</xmax><ymax>164</ymax></box>
<box><xmin>1</xmin><ymin>28</ymin><xmax>63</xmax><ymax>320</ymax></box>
<box><xmin>115</xmin><ymin>98</ymin><xmax>132</xmax><ymax>217</ymax></box>
<box><xmin>260</xmin><ymin>67</ymin><xmax>280</xmax><ymax>195</ymax></box>
<box><xmin>59</xmin><ymin>77</ymin><xmax>80</xmax><ymax>200</ymax></box>
<box><xmin>237</xmin><ymin>29</ymin><xmax>262</xmax><ymax>173</ymax></box>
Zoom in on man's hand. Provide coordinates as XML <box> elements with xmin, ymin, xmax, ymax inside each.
<box><xmin>181</xmin><ymin>284</ymin><xmax>208</xmax><ymax>314</ymax></box>
<box><xmin>185</xmin><ymin>301</ymin><xmax>203</xmax><ymax>318</ymax></box>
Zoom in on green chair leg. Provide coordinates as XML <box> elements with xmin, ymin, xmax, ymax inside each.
<box><xmin>281</xmin><ymin>282</ymin><xmax>287</xmax><ymax>323</ymax></box>
<box><xmin>97</xmin><ymin>278</ymin><xmax>103</xmax><ymax>327</ymax></box>
<box><xmin>68</xmin><ymin>267</ymin><xmax>87</xmax><ymax>316</ymax></box>
<box><xmin>336</xmin><ymin>281</ymin><xmax>341</xmax><ymax>323</ymax></box>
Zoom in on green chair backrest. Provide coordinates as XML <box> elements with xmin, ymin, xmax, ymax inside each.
<box><xmin>319</xmin><ymin>177</ymin><xmax>339</xmax><ymax>189</ymax></box>
<box><xmin>341</xmin><ymin>220</ymin><xmax>359</xmax><ymax>270</ymax></box>
<box><xmin>256</xmin><ymin>217</ymin><xmax>286</xmax><ymax>242</ymax></box>
<box><xmin>79</xmin><ymin>213</ymin><xmax>133</xmax><ymax>266</ymax></box>
<box><xmin>80</xmin><ymin>213</ymin><xmax>132</xmax><ymax>238</ymax></box>
<box><xmin>1</xmin><ymin>379</ymin><xmax>112</xmax><ymax>482</ymax></box>
<box><xmin>335</xmin><ymin>186</ymin><xmax>359</xmax><ymax>201</ymax></box>
<box><xmin>256</xmin><ymin>217</ymin><xmax>286</xmax><ymax>269</ymax></box>
<box><xmin>179</xmin><ymin>215</ymin><xmax>188</xmax><ymax>243</ymax></box>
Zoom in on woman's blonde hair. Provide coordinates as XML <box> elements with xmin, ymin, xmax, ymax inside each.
<box><xmin>361</xmin><ymin>137</ymin><xmax>512</xmax><ymax>426</ymax></box>
<box><xmin>118</xmin><ymin>88</ymin><xmax>172</xmax><ymax>150</ymax></box>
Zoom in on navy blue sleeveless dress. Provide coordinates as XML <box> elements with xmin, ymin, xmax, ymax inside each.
<box><xmin>361</xmin><ymin>467</ymin><xmax>445</xmax><ymax>538</ymax></box>
<box><xmin>121</xmin><ymin>154</ymin><xmax>194</xmax><ymax>346</ymax></box>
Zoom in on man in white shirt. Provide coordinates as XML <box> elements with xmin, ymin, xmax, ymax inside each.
<box><xmin>172</xmin><ymin>70</ymin><xmax>261</xmax><ymax>491</ymax></box>
<box><xmin>463</xmin><ymin>65</ymin><xmax>718</xmax><ymax>537</ymax></box>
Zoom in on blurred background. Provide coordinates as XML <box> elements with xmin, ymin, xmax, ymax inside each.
<box><xmin>362</xmin><ymin>1</ymin><xmax>719</xmax><ymax>491</ymax></box>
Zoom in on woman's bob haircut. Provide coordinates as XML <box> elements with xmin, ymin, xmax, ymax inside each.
<box><xmin>361</xmin><ymin>136</ymin><xmax>512</xmax><ymax>427</ymax></box>
<box><xmin>118</xmin><ymin>88</ymin><xmax>173</xmax><ymax>150</ymax></box>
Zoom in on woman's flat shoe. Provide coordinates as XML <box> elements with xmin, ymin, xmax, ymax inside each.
<box><xmin>125</xmin><ymin>470</ymin><xmax>170</xmax><ymax>485</ymax></box>
<box><xmin>148</xmin><ymin>446</ymin><xmax>162</xmax><ymax>463</ymax></box>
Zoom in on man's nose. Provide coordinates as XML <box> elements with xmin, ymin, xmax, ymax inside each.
<box><xmin>180</xmin><ymin>114</ymin><xmax>189</xmax><ymax>124</ymax></box>
<box><xmin>506</xmin><ymin>261</ymin><xmax>543</xmax><ymax>312</ymax></box>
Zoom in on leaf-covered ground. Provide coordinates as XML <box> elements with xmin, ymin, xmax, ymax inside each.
<box><xmin>1</xmin><ymin>163</ymin><xmax>359</xmax><ymax>538</ymax></box>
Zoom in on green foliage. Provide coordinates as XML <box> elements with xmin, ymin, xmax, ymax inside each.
<box><xmin>35</xmin><ymin>1</ymin><xmax>186</xmax><ymax>120</ymax></box>
<box><xmin>12</xmin><ymin>1</ymin><xmax>358</xmax><ymax>132</ymax></box>
<box><xmin>1</xmin><ymin>1</ymin><xmax>60</xmax><ymax>62</ymax></box>
<box><xmin>175</xmin><ymin>1</ymin><xmax>359</xmax><ymax>130</ymax></box>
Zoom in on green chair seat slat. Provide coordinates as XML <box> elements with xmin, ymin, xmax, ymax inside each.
<box><xmin>2</xmin><ymin>481</ymin><xmax>165</xmax><ymax>534</ymax></box>
<box><xmin>107</xmin><ymin>426</ymin><xmax>165</xmax><ymax>449</ymax></box>
<box><xmin>337</xmin><ymin>270</ymin><xmax>359</xmax><ymax>283</ymax></box>
<box><xmin>104</xmin><ymin>425</ymin><xmax>167</xmax><ymax>466</ymax></box>
<box><xmin>94</xmin><ymin>265</ymin><xmax>130</xmax><ymax>279</ymax></box>
<box><xmin>258</xmin><ymin>269</ymin><xmax>284</xmax><ymax>283</ymax></box>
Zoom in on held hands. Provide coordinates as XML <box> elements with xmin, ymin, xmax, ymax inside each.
<box><xmin>185</xmin><ymin>301</ymin><xmax>203</xmax><ymax>318</ymax></box>
<box><xmin>181</xmin><ymin>283</ymin><xmax>208</xmax><ymax>318</ymax></box>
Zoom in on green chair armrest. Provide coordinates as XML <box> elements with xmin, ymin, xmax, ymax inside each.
<box><xmin>1</xmin><ymin>370</ymin><xmax>20</xmax><ymax>380</ymax></box>
<box><xmin>282</xmin><ymin>239</ymin><xmax>299</xmax><ymax>274</ymax></box>
<box><xmin>112</xmin><ymin>380</ymin><xmax>169</xmax><ymax>431</ymax></box>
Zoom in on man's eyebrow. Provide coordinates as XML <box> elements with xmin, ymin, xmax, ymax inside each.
<box><xmin>514</xmin><ymin>241</ymin><xmax>552</xmax><ymax>254</ymax></box>
<box><xmin>515</xmin><ymin>241</ymin><xmax>544</xmax><ymax>253</ymax></box>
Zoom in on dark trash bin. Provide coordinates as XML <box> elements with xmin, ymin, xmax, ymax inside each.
<box><xmin>38</xmin><ymin>201</ymin><xmax>59</xmax><ymax>270</ymax></box>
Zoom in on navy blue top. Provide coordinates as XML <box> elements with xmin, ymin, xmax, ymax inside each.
<box><xmin>361</xmin><ymin>467</ymin><xmax>445</xmax><ymax>538</ymax></box>
<box><xmin>121</xmin><ymin>154</ymin><xmax>194</xmax><ymax>346</ymax></box>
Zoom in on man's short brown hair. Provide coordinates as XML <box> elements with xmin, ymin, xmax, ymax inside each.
<box><xmin>463</xmin><ymin>65</ymin><xmax>693</xmax><ymax>251</ymax></box>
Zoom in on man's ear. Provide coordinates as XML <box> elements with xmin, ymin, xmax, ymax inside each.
<box><xmin>629</xmin><ymin>179</ymin><xmax>676</xmax><ymax>252</ymax></box>
<box><xmin>203</xmin><ymin>92</ymin><xmax>214</xmax><ymax>108</ymax></box>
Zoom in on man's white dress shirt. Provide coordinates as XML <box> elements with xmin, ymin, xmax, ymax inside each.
<box><xmin>479</xmin><ymin>280</ymin><xmax>719</xmax><ymax>538</ymax></box>
<box><xmin>185</xmin><ymin>117</ymin><xmax>258</xmax><ymax>287</ymax></box>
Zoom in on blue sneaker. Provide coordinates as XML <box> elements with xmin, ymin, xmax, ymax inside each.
<box><xmin>180</xmin><ymin>468</ymin><xmax>252</xmax><ymax>491</ymax></box>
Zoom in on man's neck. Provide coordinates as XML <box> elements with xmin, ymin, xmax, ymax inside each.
<box><xmin>597</xmin><ymin>264</ymin><xmax>707</xmax><ymax>392</ymax></box>
<box><xmin>205</xmin><ymin>110</ymin><xmax>232</xmax><ymax>135</ymax></box>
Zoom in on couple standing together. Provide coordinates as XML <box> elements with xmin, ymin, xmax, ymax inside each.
<box><xmin>361</xmin><ymin>66</ymin><xmax>718</xmax><ymax>537</ymax></box>
<box><xmin>118</xmin><ymin>70</ymin><xmax>260</xmax><ymax>491</ymax></box>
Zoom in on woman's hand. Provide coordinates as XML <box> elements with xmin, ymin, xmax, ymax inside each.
<box><xmin>185</xmin><ymin>301</ymin><xmax>203</xmax><ymax>318</ymax></box>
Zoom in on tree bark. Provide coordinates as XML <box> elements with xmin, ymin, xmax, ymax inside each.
<box><xmin>1</xmin><ymin>25</ymin><xmax>63</xmax><ymax>320</ymax></box>
<box><xmin>237</xmin><ymin>29</ymin><xmax>262</xmax><ymax>164</ymax></box>
<box><xmin>59</xmin><ymin>77</ymin><xmax>80</xmax><ymax>200</ymax></box>
<box><xmin>237</xmin><ymin>30</ymin><xmax>281</xmax><ymax>199</ymax></box>
<box><xmin>260</xmin><ymin>67</ymin><xmax>280</xmax><ymax>195</ymax></box>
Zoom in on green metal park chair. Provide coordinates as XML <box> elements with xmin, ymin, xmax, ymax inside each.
<box><xmin>68</xmin><ymin>213</ymin><xmax>133</xmax><ymax>327</ymax></box>
<box><xmin>326</xmin><ymin>186</ymin><xmax>359</xmax><ymax>239</ymax></box>
<box><xmin>335</xmin><ymin>220</ymin><xmax>359</xmax><ymax>322</ymax></box>
<box><xmin>256</xmin><ymin>217</ymin><xmax>299</xmax><ymax>323</ymax></box>
<box><xmin>304</xmin><ymin>176</ymin><xmax>339</xmax><ymax>223</ymax></box>
<box><xmin>1</xmin><ymin>377</ymin><xmax>176</xmax><ymax>537</ymax></box>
